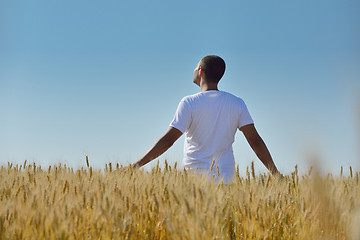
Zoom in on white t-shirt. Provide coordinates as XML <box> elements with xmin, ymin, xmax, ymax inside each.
<box><xmin>170</xmin><ymin>90</ymin><xmax>254</xmax><ymax>184</ymax></box>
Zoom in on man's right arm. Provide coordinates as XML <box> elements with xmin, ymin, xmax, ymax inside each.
<box><xmin>240</xmin><ymin>124</ymin><xmax>280</xmax><ymax>175</ymax></box>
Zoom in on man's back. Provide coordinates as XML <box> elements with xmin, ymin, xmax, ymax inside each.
<box><xmin>170</xmin><ymin>90</ymin><xmax>254</xmax><ymax>183</ymax></box>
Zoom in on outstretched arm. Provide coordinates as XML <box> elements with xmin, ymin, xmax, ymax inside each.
<box><xmin>131</xmin><ymin>127</ymin><xmax>183</xmax><ymax>168</ymax></box>
<box><xmin>240</xmin><ymin>124</ymin><xmax>280</xmax><ymax>175</ymax></box>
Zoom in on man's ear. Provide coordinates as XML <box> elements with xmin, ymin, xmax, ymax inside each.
<box><xmin>199</xmin><ymin>66</ymin><xmax>204</xmax><ymax>77</ymax></box>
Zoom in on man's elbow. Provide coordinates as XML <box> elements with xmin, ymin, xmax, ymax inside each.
<box><xmin>164</xmin><ymin>140</ymin><xmax>175</xmax><ymax>149</ymax></box>
<box><xmin>248</xmin><ymin>136</ymin><xmax>264</xmax><ymax>149</ymax></box>
<box><xmin>159</xmin><ymin>138</ymin><xmax>175</xmax><ymax>150</ymax></box>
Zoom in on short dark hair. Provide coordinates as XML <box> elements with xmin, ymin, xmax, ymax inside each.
<box><xmin>200</xmin><ymin>55</ymin><xmax>226</xmax><ymax>83</ymax></box>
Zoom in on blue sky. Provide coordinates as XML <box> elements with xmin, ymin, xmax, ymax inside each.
<box><xmin>1</xmin><ymin>0</ymin><xmax>359</xmax><ymax>175</ymax></box>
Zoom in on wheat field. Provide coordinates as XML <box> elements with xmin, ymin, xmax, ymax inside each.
<box><xmin>0</xmin><ymin>158</ymin><xmax>359</xmax><ymax>240</ymax></box>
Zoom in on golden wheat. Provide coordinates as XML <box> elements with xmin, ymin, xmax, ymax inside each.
<box><xmin>0</xmin><ymin>160</ymin><xmax>359</xmax><ymax>239</ymax></box>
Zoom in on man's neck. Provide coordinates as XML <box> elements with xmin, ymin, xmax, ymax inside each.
<box><xmin>200</xmin><ymin>80</ymin><xmax>218</xmax><ymax>92</ymax></box>
<box><xmin>201</xmin><ymin>87</ymin><xmax>219</xmax><ymax>92</ymax></box>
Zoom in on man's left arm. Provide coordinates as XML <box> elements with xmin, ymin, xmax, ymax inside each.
<box><xmin>131</xmin><ymin>127</ymin><xmax>183</xmax><ymax>168</ymax></box>
<box><xmin>240</xmin><ymin>124</ymin><xmax>280</xmax><ymax>175</ymax></box>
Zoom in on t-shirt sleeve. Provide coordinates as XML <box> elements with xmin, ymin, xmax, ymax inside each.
<box><xmin>169</xmin><ymin>98</ymin><xmax>192</xmax><ymax>133</ymax></box>
<box><xmin>238</xmin><ymin>100</ymin><xmax>254</xmax><ymax>129</ymax></box>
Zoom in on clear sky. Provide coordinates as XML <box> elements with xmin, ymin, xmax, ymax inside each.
<box><xmin>1</xmin><ymin>0</ymin><xmax>359</xmax><ymax>175</ymax></box>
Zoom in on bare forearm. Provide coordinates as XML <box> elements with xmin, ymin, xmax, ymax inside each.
<box><xmin>130</xmin><ymin>127</ymin><xmax>182</xmax><ymax>169</ymax></box>
<box><xmin>132</xmin><ymin>139</ymin><xmax>172</xmax><ymax>168</ymax></box>
<box><xmin>250</xmin><ymin>139</ymin><xmax>279</xmax><ymax>175</ymax></box>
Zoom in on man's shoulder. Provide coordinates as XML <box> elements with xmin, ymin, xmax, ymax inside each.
<box><xmin>221</xmin><ymin>91</ymin><xmax>242</xmax><ymax>99</ymax></box>
<box><xmin>180</xmin><ymin>92</ymin><xmax>203</xmax><ymax>103</ymax></box>
<box><xmin>181</xmin><ymin>91</ymin><xmax>245</xmax><ymax>103</ymax></box>
<box><xmin>219</xmin><ymin>91</ymin><xmax>247</xmax><ymax>105</ymax></box>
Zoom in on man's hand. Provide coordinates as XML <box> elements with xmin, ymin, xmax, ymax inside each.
<box><xmin>131</xmin><ymin>127</ymin><xmax>183</xmax><ymax>169</ymax></box>
<box><xmin>240</xmin><ymin>124</ymin><xmax>280</xmax><ymax>175</ymax></box>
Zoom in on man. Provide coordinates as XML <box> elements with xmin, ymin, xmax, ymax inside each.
<box><xmin>130</xmin><ymin>55</ymin><xmax>280</xmax><ymax>183</ymax></box>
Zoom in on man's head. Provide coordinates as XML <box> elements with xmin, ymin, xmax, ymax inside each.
<box><xmin>193</xmin><ymin>55</ymin><xmax>226</xmax><ymax>86</ymax></box>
